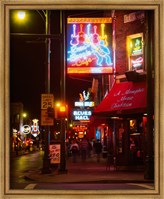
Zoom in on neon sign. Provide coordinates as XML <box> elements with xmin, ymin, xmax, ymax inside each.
<box><xmin>72</xmin><ymin>109</ymin><xmax>92</xmax><ymax>121</ymax></box>
<box><xmin>67</xmin><ymin>18</ymin><xmax>113</xmax><ymax>74</ymax></box>
<box><xmin>131</xmin><ymin>56</ymin><xmax>143</xmax><ymax>68</ymax></box>
<box><xmin>22</xmin><ymin>125</ymin><xmax>31</xmax><ymax>134</ymax></box>
<box><xmin>130</xmin><ymin>37</ymin><xmax>143</xmax><ymax>55</ymax></box>
<box><xmin>31</xmin><ymin>119</ymin><xmax>40</xmax><ymax>137</ymax></box>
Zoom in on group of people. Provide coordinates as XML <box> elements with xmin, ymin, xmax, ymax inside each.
<box><xmin>68</xmin><ymin>136</ymin><xmax>102</xmax><ymax>163</ymax></box>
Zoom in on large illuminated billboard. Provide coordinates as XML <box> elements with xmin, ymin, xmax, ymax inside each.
<box><xmin>67</xmin><ymin>18</ymin><xmax>113</xmax><ymax>74</ymax></box>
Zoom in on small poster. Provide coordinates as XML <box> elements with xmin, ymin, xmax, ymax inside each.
<box><xmin>49</xmin><ymin>144</ymin><xmax>61</xmax><ymax>164</ymax></box>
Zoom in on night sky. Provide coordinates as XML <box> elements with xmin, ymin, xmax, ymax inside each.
<box><xmin>10</xmin><ymin>10</ymin><xmax>99</xmax><ymax>119</ymax></box>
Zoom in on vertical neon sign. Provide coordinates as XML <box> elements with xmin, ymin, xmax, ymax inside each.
<box><xmin>67</xmin><ymin>18</ymin><xmax>113</xmax><ymax>74</ymax></box>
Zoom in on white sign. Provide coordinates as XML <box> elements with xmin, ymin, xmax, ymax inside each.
<box><xmin>74</xmin><ymin>101</ymin><xmax>95</xmax><ymax>107</ymax></box>
<box><xmin>41</xmin><ymin>94</ymin><xmax>54</xmax><ymax>109</ymax></box>
<box><xmin>124</xmin><ymin>11</ymin><xmax>145</xmax><ymax>23</ymax></box>
<box><xmin>49</xmin><ymin>144</ymin><xmax>61</xmax><ymax>164</ymax></box>
<box><xmin>22</xmin><ymin>125</ymin><xmax>31</xmax><ymax>134</ymax></box>
<box><xmin>72</xmin><ymin>109</ymin><xmax>92</xmax><ymax>121</ymax></box>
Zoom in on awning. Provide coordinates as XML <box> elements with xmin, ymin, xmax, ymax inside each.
<box><xmin>93</xmin><ymin>81</ymin><xmax>147</xmax><ymax>116</ymax></box>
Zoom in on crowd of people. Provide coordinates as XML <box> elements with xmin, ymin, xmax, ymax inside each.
<box><xmin>66</xmin><ymin>136</ymin><xmax>103</xmax><ymax>163</ymax></box>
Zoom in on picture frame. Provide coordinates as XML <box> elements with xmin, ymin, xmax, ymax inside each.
<box><xmin>0</xmin><ymin>0</ymin><xmax>163</xmax><ymax>198</ymax></box>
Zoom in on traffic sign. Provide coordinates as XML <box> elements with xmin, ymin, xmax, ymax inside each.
<box><xmin>41</xmin><ymin>109</ymin><xmax>54</xmax><ymax>126</ymax></box>
<box><xmin>41</xmin><ymin>94</ymin><xmax>54</xmax><ymax>109</ymax></box>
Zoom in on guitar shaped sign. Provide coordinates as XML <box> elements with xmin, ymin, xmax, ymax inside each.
<box><xmin>92</xmin><ymin>25</ymin><xmax>99</xmax><ymax>44</ymax></box>
<box><xmin>78</xmin><ymin>24</ymin><xmax>85</xmax><ymax>44</ymax></box>
<box><xmin>100</xmin><ymin>24</ymin><xmax>108</xmax><ymax>46</ymax></box>
<box><xmin>70</xmin><ymin>24</ymin><xmax>79</xmax><ymax>46</ymax></box>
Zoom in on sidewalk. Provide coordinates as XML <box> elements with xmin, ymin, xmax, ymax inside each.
<box><xmin>25</xmin><ymin>154</ymin><xmax>154</xmax><ymax>184</ymax></box>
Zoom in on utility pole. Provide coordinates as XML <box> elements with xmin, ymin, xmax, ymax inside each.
<box><xmin>58</xmin><ymin>10</ymin><xmax>67</xmax><ymax>173</ymax></box>
<box><xmin>42</xmin><ymin>10</ymin><xmax>51</xmax><ymax>174</ymax></box>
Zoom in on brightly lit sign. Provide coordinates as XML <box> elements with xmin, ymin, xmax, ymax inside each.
<box><xmin>31</xmin><ymin>119</ymin><xmax>40</xmax><ymax>137</ymax></box>
<box><xmin>74</xmin><ymin>90</ymin><xmax>95</xmax><ymax>107</ymax></box>
<box><xmin>74</xmin><ymin>101</ymin><xmax>95</xmax><ymax>107</ymax></box>
<box><xmin>131</xmin><ymin>56</ymin><xmax>143</xmax><ymax>69</ymax></box>
<box><xmin>130</xmin><ymin>36</ymin><xmax>143</xmax><ymax>55</ymax></box>
<box><xmin>72</xmin><ymin>109</ymin><xmax>92</xmax><ymax>121</ymax></box>
<box><xmin>22</xmin><ymin>125</ymin><xmax>31</xmax><ymax>134</ymax></box>
<box><xmin>67</xmin><ymin>18</ymin><xmax>113</xmax><ymax>74</ymax></box>
<box><xmin>127</xmin><ymin>33</ymin><xmax>144</xmax><ymax>70</ymax></box>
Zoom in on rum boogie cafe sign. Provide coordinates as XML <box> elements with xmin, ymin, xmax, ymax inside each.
<box><xmin>72</xmin><ymin>109</ymin><xmax>92</xmax><ymax>121</ymax></box>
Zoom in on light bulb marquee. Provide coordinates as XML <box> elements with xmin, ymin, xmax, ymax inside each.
<box><xmin>67</xmin><ymin>18</ymin><xmax>113</xmax><ymax>74</ymax></box>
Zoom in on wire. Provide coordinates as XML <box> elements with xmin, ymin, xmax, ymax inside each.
<box><xmin>68</xmin><ymin>76</ymin><xmax>93</xmax><ymax>83</ymax></box>
<box><xmin>67</xmin><ymin>10</ymin><xmax>105</xmax><ymax>18</ymax></box>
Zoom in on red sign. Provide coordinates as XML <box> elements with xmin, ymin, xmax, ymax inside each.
<box><xmin>94</xmin><ymin>81</ymin><xmax>147</xmax><ymax>115</ymax></box>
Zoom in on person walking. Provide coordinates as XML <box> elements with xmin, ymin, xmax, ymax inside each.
<box><xmin>80</xmin><ymin>136</ymin><xmax>89</xmax><ymax>161</ymax></box>
<box><xmin>94</xmin><ymin>139</ymin><xmax>102</xmax><ymax>162</ymax></box>
<box><xmin>70</xmin><ymin>139</ymin><xmax>79</xmax><ymax>163</ymax></box>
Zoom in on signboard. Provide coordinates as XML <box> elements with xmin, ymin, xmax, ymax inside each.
<box><xmin>124</xmin><ymin>11</ymin><xmax>145</xmax><ymax>23</ymax></box>
<box><xmin>41</xmin><ymin>109</ymin><xmax>54</xmax><ymax>126</ymax></box>
<box><xmin>130</xmin><ymin>36</ymin><xmax>143</xmax><ymax>56</ymax></box>
<box><xmin>41</xmin><ymin>94</ymin><xmax>54</xmax><ymax>126</ymax></box>
<box><xmin>22</xmin><ymin>125</ymin><xmax>31</xmax><ymax>134</ymax></box>
<box><xmin>94</xmin><ymin>81</ymin><xmax>146</xmax><ymax>114</ymax></box>
<box><xmin>127</xmin><ymin>33</ymin><xmax>144</xmax><ymax>70</ymax></box>
<box><xmin>74</xmin><ymin>101</ymin><xmax>94</xmax><ymax>107</ymax></box>
<box><xmin>72</xmin><ymin>109</ymin><xmax>92</xmax><ymax>121</ymax></box>
<box><xmin>67</xmin><ymin>17</ymin><xmax>113</xmax><ymax>74</ymax></box>
<box><xmin>41</xmin><ymin>94</ymin><xmax>54</xmax><ymax>109</ymax></box>
<box><xmin>49</xmin><ymin>144</ymin><xmax>61</xmax><ymax>164</ymax></box>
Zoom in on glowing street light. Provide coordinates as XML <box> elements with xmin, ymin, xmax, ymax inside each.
<box><xmin>17</xmin><ymin>11</ymin><xmax>26</xmax><ymax>20</ymax></box>
<box><xmin>22</xmin><ymin>112</ymin><xmax>27</xmax><ymax>118</ymax></box>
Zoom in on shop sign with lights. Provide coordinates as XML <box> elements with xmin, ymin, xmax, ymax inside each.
<box><xmin>31</xmin><ymin>119</ymin><xmax>40</xmax><ymax>137</ymax></box>
<box><xmin>74</xmin><ymin>90</ymin><xmax>95</xmax><ymax>107</ymax></box>
<box><xmin>67</xmin><ymin>18</ymin><xmax>113</xmax><ymax>74</ymax></box>
<box><xmin>127</xmin><ymin>33</ymin><xmax>144</xmax><ymax>70</ymax></box>
<box><xmin>72</xmin><ymin>109</ymin><xmax>92</xmax><ymax>121</ymax></box>
<box><xmin>22</xmin><ymin>125</ymin><xmax>31</xmax><ymax>134</ymax></box>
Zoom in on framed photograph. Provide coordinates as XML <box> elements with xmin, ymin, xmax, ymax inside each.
<box><xmin>0</xmin><ymin>1</ymin><xmax>163</xmax><ymax>199</ymax></box>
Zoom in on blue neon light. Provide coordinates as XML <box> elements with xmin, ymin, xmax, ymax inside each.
<box><xmin>67</xmin><ymin>23</ymin><xmax>113</xmax><ymax>68</ymax></box>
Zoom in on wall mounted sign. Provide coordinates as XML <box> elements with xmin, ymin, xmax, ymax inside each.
<box><xmin>127</xmin><ymin>33</ymin><xmax>144</xmax><ymax>70</ymax></box>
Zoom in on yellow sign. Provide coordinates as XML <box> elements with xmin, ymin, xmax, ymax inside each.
<box><xmin>41</xmin><ymin>94</ymin><xmax>54</xmax><ymax>109</ymax></box>
<box><xmin>41</xmin><ymin>109</ymin><xmax>54</xmax><ymax>126</ymax></box>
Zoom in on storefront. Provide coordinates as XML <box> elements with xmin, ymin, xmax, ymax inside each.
<box><xmin>92</xmin><ymin>80</ymin><xmax>150</xmax><ymax>167</ymax></box>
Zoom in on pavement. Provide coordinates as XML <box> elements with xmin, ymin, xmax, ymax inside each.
<box><xmin>24</xmin><ymin>153</ymin><xmax>154</xmax><ymax>184</ymax></box>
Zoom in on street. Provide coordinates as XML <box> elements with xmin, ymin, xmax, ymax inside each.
<box><xmin>9</xmin><ymin>151</ymin><xmax>154</xmax><ymax>190</ymax></box>
<box><xmin>11</xmin><ymin>182</ymin><xmax>154</xmax><ymax>190</ymax></box>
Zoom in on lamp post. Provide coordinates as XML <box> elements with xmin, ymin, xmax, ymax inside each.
<box><xmin>41</xmin><ymin>10</ymin><xmax>51</xmax><ymax>174</ymax></box>
<box><xmin>58</xmin><ymin>11</ymin><xmax>67</xmax><ymax>173</ymax></box>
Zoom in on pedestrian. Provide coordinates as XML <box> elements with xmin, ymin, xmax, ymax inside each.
<box><xmin>87</xmin><ymin>139</ymin><xmax>93</xmax><ymax>158</ymax></box>
<box><xmin>80</xmin><ymin>136</ymin><xmax>89</xmax><ymax>161</ymax></box>
<box><xmin>93</xmin><ymin>139</ymin><xmax>102</xmax><ymax>162</ymax></box>
<box><xmin>70</xmin><ymin>139</ymin><xmax>79</xmax><ymax>163</ymax></box>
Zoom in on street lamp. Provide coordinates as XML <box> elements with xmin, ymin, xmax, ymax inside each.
<box><xmin>17</xmin><ymin>11</ymin><xmax>26</xmax><ymax>20</ymax></box>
